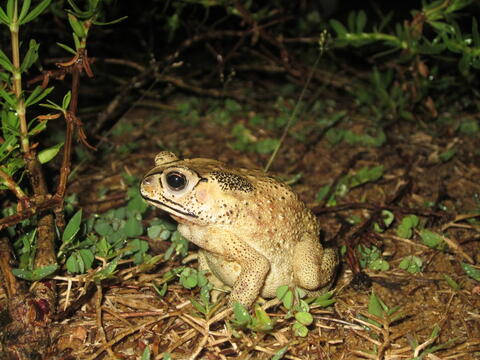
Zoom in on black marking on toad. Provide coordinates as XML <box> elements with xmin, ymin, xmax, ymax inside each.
<box><xmin>211</xmin><ymin>170</ymin><xmax>254</xmax><ymax>192</ymax></box>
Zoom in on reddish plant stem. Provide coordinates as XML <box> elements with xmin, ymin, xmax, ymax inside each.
<box><xmin>0</xmin><ymin>237</ymin><xmax>18</xmax><ymax>297</ymax></box>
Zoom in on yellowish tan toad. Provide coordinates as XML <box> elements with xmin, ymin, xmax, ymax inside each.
<box><xmin>141</xmin><ymin>152</ymin><xmax>338</xmax><ymax>307</ymax></box>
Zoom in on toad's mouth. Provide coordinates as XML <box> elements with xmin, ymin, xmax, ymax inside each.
<box><xmin>141</xmin><ymin>195</ymin><xmax>198</xmax><ymax>219</ymax></box>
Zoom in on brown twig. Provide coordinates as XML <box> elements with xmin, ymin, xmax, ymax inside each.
<box><xmin>233</xmin><ymin>1</ymin><xmax>302</xmax><ymax>79</ymax></box>
<box><xmin>0</xmin><ymin>237</ymin><xmax>19</xmax><ymax>298</ymax></box>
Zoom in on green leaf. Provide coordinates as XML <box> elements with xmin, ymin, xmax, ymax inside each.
<box><xmin>93</xmin><ymin>16</ymin><xmax>128</xmax><ymax>26</ymax></box>
<box><xmin>153</xmin><ymin>283</ymin><xmax>168</xmax><ymax>298</ymax></box>
<box><xmin>20</xmin><ymin>39</ymin><xmax>40</xmax><ymax>72</ymax></box>
<box><xmin>275</xmin><ymin>285</ymin><xmax>288</xmax><ymax>298</ymax></box>
<box><xmin>311</xmin><ymin>291</ymin><xmax>336</xmax><ymax>307</ymax></box>
<box><xmin>472</xmin><ymin>17</ymin><xmax>479</xmax><ymax>46</ymax></box>
<box><xmin>369</xmin><ymin>258</ymin><xmax>390</xmax><ymax>271</ymax></box>
<box><xmin>66</xmin><ymin>252</ymin><xmax>83</xmax><ymax>273</ymax></box>
<box><xmin>368</xmin><ymin>291</ymin><xmax>384</xmax><ymax>319</ymax></box>
<box><xmin>190</xmin><ymin>297</ymin><xmax>206</xmax><ymax>314</ymax></box>
<box><xmin>148</xmin><ymin>224</ymin><xmax>168</xmax><ymax>239</ymax></box>
<box><xmin>419</xmin><ymin>229</ymin><xmax>445</xmax><ymax>249</ymax></box>
<box><xmin>271</xmin><ymin>346</ymin><xmax>288</xmax><ymax>360</ymax></box>
<box><xmin>68</xmin><ymin>13</ymin><xmax>86</xmax><ymax>38</ymax></box>
<box><xmin>356</xmin><ymin>10</ymin><xmax>367</xmax><ymax>33</ymax></box>
<box><xmin>20</xmin><ymin>0</ymin><xmax>51</xmax><ymax>25</ymax></box>
<box><xmin>295</xmin><ymin>311</ymin><xmax>313</xmax><ymax>326</ymax></box>
<box><xmin>461</xmin><ymin>262</ymin><xmax>480</xmax><ymax>282</ymax></box>
<box><xmin>6</xmin><ymin>0</ymin><xmax>14</xmax><ymax>21</ymax></box>
<box><xmin>38</xmin><ymin>142</ymin><xmax>64</xmax><ymax>164</ymax></box>
<box><xmin>439</xmin><ymin>148</ymin><xmax>456</xmax><ymax>163</ymax></box>
<box><xmin>459</xmin><ymin>119</ymin><xmax>479</xmax><ymax>135</ymax></box>
<box><xmin>62</xmin><ymin>91</ymin><xmax>71</xmax><ymax>109</ymax></box>
<box><xmin>292</xmin><ymin>321</ymin><xmax>308</xmax><ymax>337</ymax></box>
<box><xmin>399</xmin><ymin>255</ymin><xmax>422</xmax><ymax>273</ymax></box>
<box><xmin>428</xmin><ymin>21</ymin><xmax>455</xmax><ymax>34</ymax></box>
<box><xmin>0</xmin><ymin>6</ymin><xmax>10</xmax><ymax>25</ymax></box>
<box><xmin>56</xmin><ymin>42</ymin><xmax>76</xmax><ymax>55</ymax></box>
<box><xmin>374</xmin><ymin>210</ymin><xmax>394</xmax><ymax>233</ymax></box>
<box><xmin>25</xmin><ymin>86</ymin><xmax>54</xmax><ymax>107</ymax></box>
<box><xmin>0</xmin><ymin>87</ymin><xmax>16</xmax><ymax>107</ymax></box>
<box><xmin>125</xmin><ymin>216</ymin><xmax>143</xmax><ymax>237</ymax></box>
<box><xmin>443</xmin><ymin>274</ymin><xmax>461</xmax><ymax>290</ymax></box>
<box><xmin>40</xmin><ymin>99</ymin><xmax>64</xmax><ymax>111</ymax></box>
<box><xmin>0</xmin><ymin>49</ymin><xmax>14</xmax><ymax>72</ymax></box>
<box><xmin>95</xmin><ymin>237</ymin><xmax>110</xmax><ymax>257</ymax></box>
<box><xmin>141</xmin><ymin>346</ymin><xmax>151</xmax><ymax>360</ymax></box>
<box><xmin>62</xmin><ymin>209</ymin><xmax>82</xmax><ymax>244</ymax></box>
<box><xmin>180</xmin><ymin>268</ymin><xmax>198</xmax><ymax>289</ymax></box>
<box><xmin>396</xmin><ymin>215</ymin><xmax>419</xmax><ymax>238</ymax></box>
<box><xmin>329</xmin><ymin>19</ymin><xmax>348</xmax><ymax>37</ymax></box>
<box><xmin>232</xmin><ymin>302</ymin><xmax>251</xmax><ymax>327</ymax></box>
<box><xmin>18</xmin><ymin>0</ymin><xmax>31</xmax><ymax>23</ymax></box>
<box><xmin>93</xmin><ymin>258</ymin><xmax>118</xmax><ymax>283</ymax></box>
<box><xmin>94</xmin><ymin>220</ymin><xmax>113</xmax><ymax>236</ymax></box>
<box><xmin>73</xmin><ymin>32</ymin><xmax>81</xmax><ymax>50</ymax></box>
<box><xmin>78</xmin><ymin>249</ymin><xmax>94</xmax><ymax>270</ymax></box>
<box><xmin>255</xmin><ymin>138</ymin><xmax>279</xmax><ymax>154</ymax></box>
<box><xmin>12</xmin><ymin>263</ymin><xmax>58</xmax><ymax>281</ymax></box>
<box><xmin>349</xmin><ymin>165</ymin><xmax>384</xmax><ymax>188</ymax></box>
<box><xmin>250</xmin><ymin>305</ymin><xmax>274</xmax><ymax>332</ymax></box>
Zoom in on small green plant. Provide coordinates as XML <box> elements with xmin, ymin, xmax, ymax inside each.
<box><xmin>354</xmin><ymin>291</ymin><xmax>405</xmax><ymax>358</ymax></box>
<box><xmin>230</xmin><ymin>123</ymin><xmax>279</xmax><ymax>154</ymax></box>
<box><xmin>408</xmin><ymin>324</ymin><xmax>459</xmax><ymax>359</ymax></box>
<box><xmin>358</xmin><ymin>244</ymin><xmax>390</xmax><ymax>271</ymax></box>
<box><xmin>211</xmin><ymin>98</ymin><xmax>242</xmax><ymax>125</ymax></box>
<box><xmin>0</xmin><ymin>0</ymin><xmax>126</xmax><ymax>285</ymax></box>
<box><xmin>141</xmin><ymin>346</ymin><xmax>151</xmax><ymax>360</ymax></box>
<box><xmin>316</xmin><ymin>165</ymin><xmax>384</xmax><ymax>206</ymax></box>
<box><xmin>362</xmin><ymin>291</ymin><xmax>403</xmax><ymax>328</ymax></box>
<box><xmin>443</xmin><ymin>274</ymin><xmax>461</xmax><ymax>290</ymax></box>
<box><xmin>178</xmin><ymin>267</ymin><xmax>216</xmax><ymax>317</ymax></box>
<box><xmin>462</xmin><ymin>262</ymin><xmax>480</xmax><ymax>281</ymax></box>
<box><xmin>147</xmin><ymin>218</ymin><xmax>189</xmax><ymax>260</ymax></box>
<box><xmin>231</xmin><ymin>302</ymin><xmax>275</xmax><ymax>333</ymax></box>
<box><xmin>399</xmin><ymin>255</ymin><xmax>423</xmax><ymax>274</ymax></box>
<box><xmin>276</xmin><ymin>286</ymin><xmax>336</xmax><ymax>337</ymax></box>
<box><xmin>12</xmin><ymin>178</ymin><xmax>158</xmax><ymax>279</ymax></box>
<box><xmin>419</xmin><ymin>229</ymin><xmax>446</xmax><ymax>250</ymax></box>
<box><xmin>329</xmin><ymin>0</ymin><xmax>480</xmax><ymax>120</ymax></box>
<box><xmin>396</xmin><ymin>214</ymin><xmax>420</xmax><ymax>238</ymax></box>
<box><xmin>271</xmin><ymin>346</ymin><xmax>289</xmax><ymax>360</ymax></box>
<box><xmin>373</xmin><ymin>210</ymin><xmax>395</xmax><ymax>233</ymax></box>
<box><xmin>325</xmin><ymin>127</ymin><xmax>386</xmax><ymax>147</ymax></box>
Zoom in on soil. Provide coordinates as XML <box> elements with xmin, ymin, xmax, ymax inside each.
<box><xmin>5</xmin><ymin>95</ymin><xmax>480</xmax><ymax>359</ymax></box>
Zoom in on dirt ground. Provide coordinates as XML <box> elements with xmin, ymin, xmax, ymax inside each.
<box><xmin>9</xmin><ymin>97</ymin><xmax>480</xmax><ymax>359</ymax></box>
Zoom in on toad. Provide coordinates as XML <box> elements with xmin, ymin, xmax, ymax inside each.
<box><xmin>140</xmin><ymin>152</ymin><xmax>338</xmax><ymax>307</ymax></box>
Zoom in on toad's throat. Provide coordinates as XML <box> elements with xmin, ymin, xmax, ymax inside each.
<box><xmin>141</xmin><ymin>195</ymin><xmax>198</xmax><ymax>219</ymax></box>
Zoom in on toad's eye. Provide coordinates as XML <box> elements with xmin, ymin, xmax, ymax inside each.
<box><xmin>166</xmin><ymin>172</ymin><xmax>187</xmax><ymax>190</ymax></box>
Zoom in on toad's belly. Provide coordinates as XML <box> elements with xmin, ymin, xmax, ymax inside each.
<box><xmin>202</xmin><ymin>250</ymin><xmax>295</xmax><ymax>298</ymax></box>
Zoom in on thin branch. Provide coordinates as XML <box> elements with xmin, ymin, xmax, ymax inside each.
<box><xmin>0</xmin><ymin>166</ymin><xmax>28</xmax><ymax>201</ymax></box>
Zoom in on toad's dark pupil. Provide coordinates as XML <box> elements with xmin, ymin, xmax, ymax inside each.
<box><xmin>166</xmin><ymin>172</ymin><xmax>186</xmax><ymax>190</ymax></box>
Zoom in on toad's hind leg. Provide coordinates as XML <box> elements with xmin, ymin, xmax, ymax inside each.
<box><xmin>292</xmin><ymin>237</ymin><xmax>338</xmax><ymax>291</ymax></box>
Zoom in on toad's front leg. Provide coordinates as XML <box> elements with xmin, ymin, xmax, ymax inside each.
<box><xmin>178</xmin><ymin>224</ymin><xmax>270</xmax><ymax>307</ymax></box>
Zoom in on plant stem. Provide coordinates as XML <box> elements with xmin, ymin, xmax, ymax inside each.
<box><xmin>9</xmin><ymin>0</ymin><xmax>56</xmax><ymax>268</ymax></box>
<box><xmin>0</xmin><ymin>166</ymin><xmax>27</xmax><ymax>200</ymax></box>
<box><xmin>10</xmin><ymin>0</ymin><xmax>29</xmax><ymax>155</ymax></box>
<box><xmin>264</xmin><ymin>51</ymin><xmax>321</xmax><ymax>172</ymax></box>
